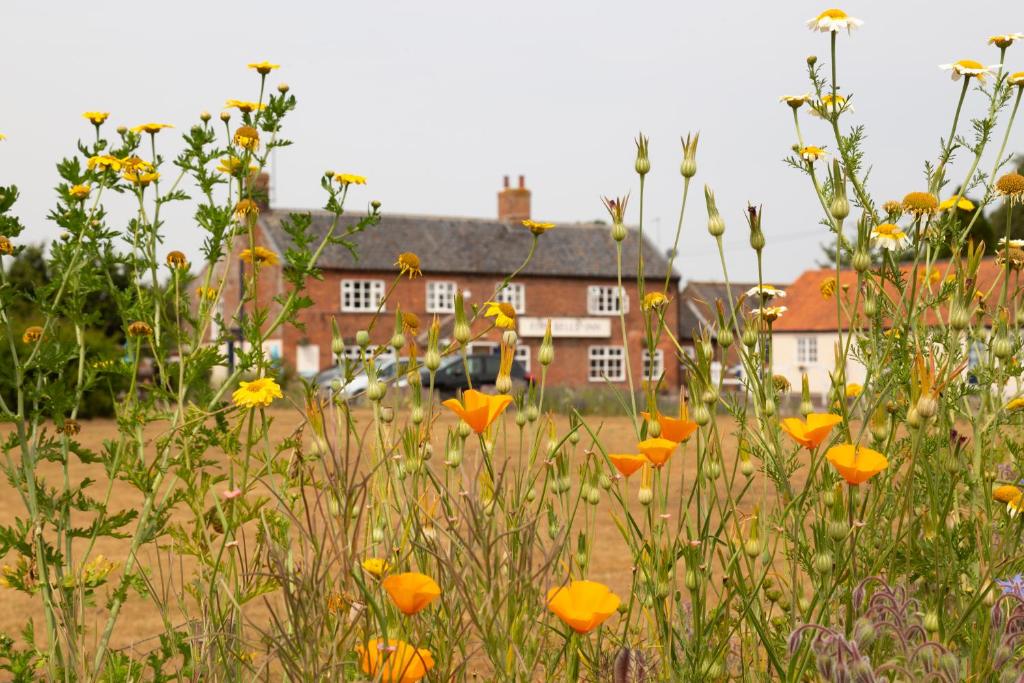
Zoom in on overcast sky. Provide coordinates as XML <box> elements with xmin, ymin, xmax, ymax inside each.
<box><xmin>1</xmin><ymin>1</ymin><xmax>1022</xmax><ymax>284</ymax></box>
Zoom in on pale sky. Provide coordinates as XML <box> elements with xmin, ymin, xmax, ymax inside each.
<box><xmin>2</xmin><ymin>1</ymin><xmax>1023</xmax><ymax>284</ymax></box>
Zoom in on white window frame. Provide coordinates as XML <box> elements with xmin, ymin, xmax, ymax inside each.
<box><xmin>642</xmin><ymin>348</ymin><xmax>664</xmax><ymax>381</ymax></box>
<box><xmin>340</xmin><ymin>279</ymin><xmax>385</xmax><ymax>312</ymax></box>
<box><xmin>587</xmin><ymin>285</ymin><xmax>628</xmax><ymax>315</ymax></box>
<box><xmin>514</xmin><ymin>344</ymin><xmax>531</xmax><ymax>372</ymax></box>
<box><xmin>426</xmin><ymin>280</ymin><xmax>457</xmax><ymax>314</ymax></box>
<box><xmin>494</xmin><ymin>282</ymin><xmax>526</xmax><ymax>314</ymax></box>
<box><xmin>797</xmin><ymin>336</ymin><xmax>819</xmax><ymax>364</ymax></box>
<box><xmin>588</xmin><ymin>345</ymin><xmax>626</xmax><ymax>382</ymax></box>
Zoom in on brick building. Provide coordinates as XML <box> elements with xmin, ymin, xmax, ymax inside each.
<box><xmin>212</xmin><ymin>177</ymin><xmax>681</xmax><ymax>388</ymax></box>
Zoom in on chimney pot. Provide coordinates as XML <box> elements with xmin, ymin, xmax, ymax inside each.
<box><xmin>497</xmin><ymin>175</ymin><xmax>531</xmax><ymax>222</ymax></box>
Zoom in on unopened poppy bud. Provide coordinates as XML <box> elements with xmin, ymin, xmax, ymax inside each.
<box><xmin>814</xmin><ymin>552</ymin><xmax>833</xmax><ymax>575</ymax></box>
<box><xmin>704</xmin><ymin>460</ymin><xmax>721</xmax><ymax>479</ymax></box>
<box><xmin>799</xmin><ymin>373</ymin><xmax>813</xmax><ymax>417</ymax></box>
<box><xmin>739</xmin><ymin>442</ymin><xmax>755</xmax><ymax>476</ymax></box>
<box><xmin>717</xmin><ymin>326</ymin><xmax>733</xmax><ymax>348</ymax></box>
<box><xmin>355</xmin><ymin>329</ymin><xmax>370</xmax><ymax>348</ymax></box>
<box><xmin>744</xmin><ymin>538</ymin><xmax>760</xmax><ymax>558</ymax></box>
<box><xmin>906</xmin><ymin>407</ymin><xmax>922</xmax><ymax>429</ymax></box>
<box><xmin>705</xmin><ymin>186</ymin><xmax>726</xmax><ymax>237</ymax></box>
<box><xmin>599</xmin><ymin>473</ymin><xmax>612</xmax><ymax>490</ymax></box>
<box><xmin>539</xmin><ymin>321</ymin><xmax>554</xmax><ymax>366</ymax></box>
<box><xmin>424</xmin><ymin>348</ymin><xmax>441</xmax><ymax>371</ymax></box>
<box><xmin>611</xmin><ymin>221</ymin><xmax>627</xmax><ymax>242</ymax></box>
<box><xmin>634</xmin><ymin>133</ymin><xmax>650</xmax><ymax>176</ymax></box>
<box><xmin>923</xmin><ymin>611</ymin><xmax>940</xmax><ymax>633</ymax></box>
<box><xmin>827</xmin><ymin>519</ymin><xmax>848</xmax><ymax>541</ymax></box>
<box><xmin>916</xmin><ymin>394</ymin><xmax>938</xmax><ymax>419</ymax></box>
<box><xmin>526</xmin><ymin>403</ymin><xmax>539</xmax><ymax>422</ymax></box>
<box><xmin>411</xmin><ymin>405</ymin><xmax>424</xmax><ymax>425</ymax></box>
<box><xmin>390</xmin><ymin>331</ymin><xmax>405</xmax><ymax>350</ymax></box>
<box><xmin>502</xmin><ymin>329</ymin><xmax>517</xmax><ymax>347</ymax></box>
<box><xmin>495</xmin><ymin>374</ymin><xmax>512</xmax><ymax>394</ymax></box>
<box><xmin>454</xmin><ymin>292</ymin><xmax>470</xmax><ymax>345</ymax></box>
<box><xmin>680</xmin><ymin>132</ymin><xmax>699</xmax><ymax>178</ymax></box>
<box><xmin>515</xmin><ymin>410</ymin><xmax>527</xmax><ymax>427</ymax></box>
<box><xmin>949</xmin><ymin>301</ymin><xmax>970</xmax><ymax>330</ymax></box>
<box><xmin>852</xmin><ymin>250</ymin><xmax>871</xmax><ymax>273</ymax></box>
<box><xmin>586</xmin><ymin>488</ymin><xmax>600</xmax><ymax>505</ymax></box>
<box><xmin>367</xmin><ymin>380</ymin><xmax>386</xmax><ymax>402</ymax></box>
<box><xmin>638</xmin><ymin>486</ymin><xmax>654</xmax><ymax>505</ymax></box>
<box><xmin>992</xmin><ymin>334</ymin><xmax>1013</xmax><ymax>360</ymax></box>
<box><xmin>830</xmin><ymin>196</ymin><xmax>850</xmax><ymax>221</ymax></box>
<box><xmin>371</xmin><ymin>527</ymin><xmax>385</xmax><ymax>544</ymax></box>
<box><xmin>331</xmin><ymin>326</ymin><xmax>345</xmax><ymax>357</ymax></box>
<box><xmin>863</xmin><ymin>294</ymin><xmax>878</xmax><ymax>317</ymax></box>
<box><xmin>742</xmin><ymin>324</ymin><xmax>758</xmax><ymax>348</ymax></box>
<box><xmin>457</xmin><ymin>419</ymin><xmax>472</xmax><ymax>439</ymax></box>
<box><xmin>693</xmin><ymin>401</ymin><xmax>711</xmax><ymax>426</ymax></box>
<box><xmin>647</xmin><ymin>419</ymin><xmax>661</xmax><ymax>438</ymax></box>
<box><xmin>763</xmin><ymin>398</ymin><xmax>776</xmax><ymax>417</ymax></box>
<box><xmin>525</xmin><ymin>487</ymin><xmax>536</xmax><ymax>502</ymax></box>
<box><xmin>684</xmin><ymin>568</ymin><xmax>699</xmax><ymax>591</ymax></box>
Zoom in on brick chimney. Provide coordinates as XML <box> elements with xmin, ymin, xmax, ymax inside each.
<box><xmin>253</xmin><ymin>172</ymin><xmax>271</xmax><ymax>211</ymax></box>
<box><xmin>497</xmin><ymin>175</ymin><xmax>530</xmax><ymax>222</ymax></box>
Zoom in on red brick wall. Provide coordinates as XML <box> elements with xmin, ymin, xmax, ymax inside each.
<box><xmin>218</xmin><ymin>225</ymin><xmax>681</xmax><ymax>389</ymax></box>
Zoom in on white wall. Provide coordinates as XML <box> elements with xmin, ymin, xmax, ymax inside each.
<box><xmin>772</xmin><ymin>332</ymin><xmax>866</xmax><ymax>399</ymax></box>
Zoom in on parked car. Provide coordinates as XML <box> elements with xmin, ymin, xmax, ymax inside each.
<box><xmin>427</xmin><ymin>353</ymin><xmax>531</xmax><ymax>394</ymax></box>
<box><xmin>315</xmin><ymin>356</ymin><xmax>409</xmax><ymax>400</ymax></box>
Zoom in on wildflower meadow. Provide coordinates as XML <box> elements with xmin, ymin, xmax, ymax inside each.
<box><xmin>4</xmin><ymin>9</ymin><xmax>1024</xmax><ymax>683</ymax></box>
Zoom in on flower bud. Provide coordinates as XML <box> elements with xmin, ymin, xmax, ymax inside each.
<box><xmin>744</xmin><ymin>539</ymin><xmax>760</xmax><ymax>558</ymax></box>
<box><xmin>992</xmin><ymin>334</ymin><xmax>1013</xmax><ymax>360</ymax></box>
<box><xmin>705</xmin><ymin>186</ymin><xmax>726</xmax><ymax>238</ymax></box>
<box><xmin>634</xmin><ymin>133</ymin><xmax>650</xmax><ymax>176</ymax></box>
<box><xmin>799</xmin><ymin>373</ymin><xmax>814</xmax><ymax>417</ymax></box>
<box><xmin>502</xmin><ymin>329</ymin><xmax>518</xmax><ymax>347</ymax></box>
<box><xmin>680</xmin><ymin>132</ymin><xmax>699</xmax><ymax>179</ymax></box>
<box><xmin>539</xmin><ymin>321</ymin><xmax>554</xmax><ymax>366</ymax></box>
<box><xmin>219</xmin><ymin>112</ymin><xmax>231</xmax><ymax>123</ymax></box>
<box><xmin>717</xmin><ymin>326</ymin><xmax>734</xmax><ymax>348</ymax></box>
<box><xmin>356</xmin><ymin>329</ymin><xmax>370</xmax><ymax>348</ymax></box>
<box><xmin>684</xmin><ymin>568</ymin><xmax>699</xmax><ymax>591</ymax></box>
<box><xmin>827</xmin><ymin>519</ymin><xmax>848</xmax><ymax>541</ymax></box>
<box><xmin>830</xmin><ymin>196</ymin><xmax>850</xmax><ymax>221</ymax></box>
<box><xmin>813</xmin><ymin>552</ymin><xmax>833</xmax><ymax>575</ymax></box>
<box><xmin>611</xmin><ymin>221</ymin><xmax>628</xmax><ymax>242</ymax></box>
<box><xmin>372</xmin><ymin>527</ymin><xmax>385</xmax><ymax>544</ymax></box>
<box><xmin>807</xmin><ymin>55</ymin><xmax>818</xmax><ymax>66</ymax></box>
<box><xmin>852</xmin><ymin>250</ymin><xmax>871</xmax><ymax>273</ymax></box>
<box><xmin>458</xmin><ymin>419</ymin><xmax>472</xmax><ymax>439</ymax></box>
<box><xmin>693</xmin><ymin>401</ymin><xmax>711</xmax><ymax>426</ymax></box>
<box><xmin>863</xmin><ymin>294</ymin><xmax>878</xmax><ymax>318</ymax></box>
<box><xmin>949</xmin><ymin>301</ymin><xmax>970</xmax><ymax>330</ymax></box>
<box><xmin>411</xmin><ymin>405</ymin><xmax>425</xmax><ymax>425</ymax></box>
<box><xmin>638</xmin><ymin>486</ymin><xmax>654</xmax><ymax>505</ymax></box>
<box><xmin>742</xmin><ymin>324</ymin><xmax>758</xmax><ymax>348</ymax></box>
<box><xmin>586</xmin><ymin>487</ymin><xmax>600</xmax><ymax>505</ymax></box>
<box><xmin>390</xmin><ymin>331</ymin><xmax>405</xmax><ymax>350</ymax></box>
<box><xmin>200</xmin><ymin>111</ymin><xmax>212</xmax><ymax>122</ymax></box>
<box><xmin>916</xmin><ymin>394</ymin><xmax>938</xmax><ymax>419</ymax></box>
<box><xmin>495</xmin><ymin>374</ymin><xmax>512</xmax><ymax>394</ymax></box>
<box><xmin>367</xmin><ymin>380</ymin><xmax>386</xmax><ymax>402</ymax></box>
<box><xmin>526</xmin><ymin>403</ymin><xmax>539</xmax><ymax>422</ymax></box>
<box><xmin>277</xmin><ymin>82</ymin><xmax>290</xmax><ymax>93</ymax></box>
<box><xmin>924</xmin><ymin>611</ymin><xmax>940</xmax><ymax>634</ymax></box>
<box><xmin>454</xmin><ymin>292</ymin><xmax>470</xmax><ymax>345</ymax></box>
<box><xmin>515</xmin><ymin>410</ymin><xmax>527</xmax><ymax>427</ymax></box>
<box><xmin>425</xmin><ymin>347</ymin><xmax>441</xmax><ymax>372</ymax></box>
<box><xmin>906</xmin><ymin>407</ymin><xmax>922</xmax><ymax>430</ymax></box>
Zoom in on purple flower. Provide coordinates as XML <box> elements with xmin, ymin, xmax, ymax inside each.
<box><xmin>997</xmin><ymin>574</ymin><xmax>1024</xmax><ymax>600</ymax></box>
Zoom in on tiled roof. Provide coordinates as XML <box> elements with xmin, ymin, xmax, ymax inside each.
<box><xmin>773</xmin><ymin>258</ymin><xmax>1004</xmax><ymax>332</ymax></box>
<box><xmin>258</xmin><ymin>210</ymin><xmax>678</xmax><ymax>280</ymax></box>
<box><xmin>677</xmin><ymin>280</ymin><xmax>761</xmax><ymax>341</ymax></box>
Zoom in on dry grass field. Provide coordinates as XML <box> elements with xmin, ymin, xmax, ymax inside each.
<box><xmin>0</xmin><ymin>407</ymin><xmax>781</xmax><ymax>660</ymax></box>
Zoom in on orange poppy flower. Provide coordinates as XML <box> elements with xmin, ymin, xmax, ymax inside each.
<box><xmin>825</xmin><ymin>444</ymin><xmax>889</xmax><ymax>485</ymax></box>
<box><xmin>356</xmin><ymin>638</ymin><xmax>434</xmax><ymax>683</ymax></box>
<box><xmin>381</xmin><ymin>572</ymin><xmax>441</xmax><ymax>615</ymax></box>
<box><xmin>780</xmin><ymin>413</ymin><xmax>843</xmax><ymax>449</ymax></box>
<box><xmin>641</xmin><ymin>410</ymin><xmax>698</xmax><ymax>443</ymax></box>
<box><xmin>442</xmin><ymin>389</ymin><xmax>512</xmax><ymax>434</ymax></box>
<box><xmin>637</xmin><ymin>437</ymin><xmax>678</xmax><ymax>467</ymax></box>
<box><xmin>546</xmin><ymin>580</ymin><xmax>620</xmax><ymax>634</ymax></box>
<box><xmin>608</xmin><ymin>453</ymin><xmax>647</xmax><ymax>477</ymax></box>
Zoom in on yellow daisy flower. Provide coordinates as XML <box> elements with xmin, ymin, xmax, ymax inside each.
<box><xmin>395</xmin><ymin>252</ymin><xmax>422</xmax><ymax>279</ymax></box>
<box><xmin>225</xmin><ymin>99</ymin><xmax>267</xmax><ymax>113</ymax></box>
<box><xmin>248</xmin><ymin>61</ymin><xmax>280</xmax><ymax>75</ymax></box>
<box><xmin>232</xmin><ymin>377</ymin><xmax>283</xmax><ymax>409</ymax></box>
<box><xmin>811</xmin><ymin>93</ymin><xmax>851</xmax><ymax>118</ymax></box>
<box><xmin>234</xmin><ymin>198</ymin><xmax>261</xmax><ymax>218</ymax></box>
<box><xmin>87</xmin><ymin>155</ymin><xmax>122</xmax><ymax>172</ymax></box>
<box><xmin>845</xmin><ymin>383</ymin><xmax>863</xmax><ymax>398</ymax></box>
<box><xmin>996</xmin><ymin>172</ymin><xmax>1024</xmax><ymax>204</ymax></box>
<box><xmin>1010</xmin><ymin>72</ymin><xmax>1024</xmax><ymax>86</ymax></box>
<box><xmin>902</xmin><ymin>192</ymin><xmax>939</xmax><ymax>216</ymax></box>
<box><xmin>642</xmin><ymin>291</ymin><xmax>669</xmax><ymax>311</ymax></box>
<box><xmin>240</xmin><ymin>246</ymin><xmax>279</xmax><ymax>266</ymax></box>
<box><xmin>938</xmin><ymin>196</ymin><xmax>975</xmax><ymax>211</ymax></box>
<box><xmin>131</xmin><ymin>123</ymin><xmax>174</xmax><ymax>134</ymax></box>
<box><xmin>69</xmin><ymin>184</ymin><xmax>91</xmax><ymax>199</ymax></box>
<box><xmin>233</xmin><ymin>125</ymin><xmax>260</xmax><ymax>151</ymax></box>
<box><xmin>522</xmin><ymin>219</ymin><xmax>556</xmax><ymax>236</ymax></box>
<box><xmin>334</xmin><ymin>173</ymin><xmax>367</xmax><ymax>186</ymax></box>
<box><xmin>82</xmin><ymin>112</ymin><xmax>110</xmax><ymax>125</ymax></box>
<box><xmin>484</xmin><ymin>301</ymin><xmax>517</xmax><ymax>330</ymax></box>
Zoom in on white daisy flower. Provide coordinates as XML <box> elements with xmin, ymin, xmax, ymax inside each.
<box><xmin>752</xmin><ymin>306</ymin><xmax>787</xmax><ymax>322</ymax></box>
<box><xmin>989</xmin><ymin>34</ymin><xmax>1024</xmax><ymax>49</ymax></box>
<box><xmin>745</xmin><ymin>284</ymin><xmax>787</xmax><ymax>300</ymax></box>
<box><xmin>810</xmin><ymin>94</ymin><xmax>853</xmax><ymax>118</ymax></box>
<box><xmin>780</xmin><ymin>94</ymin><xmax>813</xmax><ymax>109</ymax></box>
<box><xmin>800</xmin><ymin>146</ymin><xmax>827</xmax><ymax>163</ymax></box>
<box><xmin>806</xmin><ymin>9</ymin><xmax>863</xmax><ymax>33</ymax></box>
<box><xmin>871</xmin><ymin>223</ymin><xmax>910</xmax><ymax>251</ymax></box>
<box><xmin>997</xmin><ymin>238</ymin><xmax>1024</xmax><ymax>249</ymax></box>
<box><xmin>939</xmin><ymin>60</ymin><xmax>1000</xmax><ymax>81</ymax></box>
